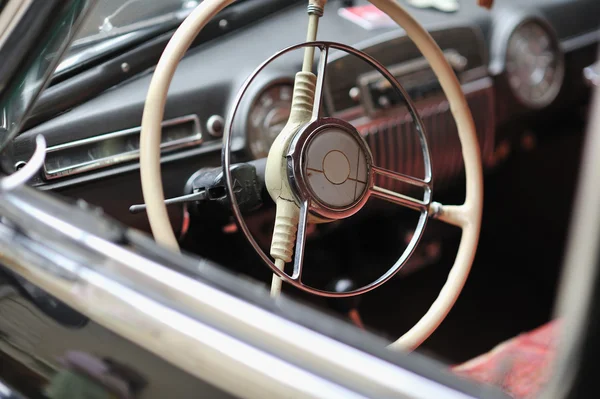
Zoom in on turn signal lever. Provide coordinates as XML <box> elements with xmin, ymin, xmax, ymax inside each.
<box><xmin>129</xmin><ymin>158</ymin><xmax>267</xmax><ymax>214</ymax></box>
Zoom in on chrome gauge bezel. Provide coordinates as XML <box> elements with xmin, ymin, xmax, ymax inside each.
<box><xmin>504</xmin><ymin>17</ymin><xmax>565</xmax><ymax>109</ymax></box>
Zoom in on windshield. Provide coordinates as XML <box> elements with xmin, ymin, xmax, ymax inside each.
<box><xmin>55</xmin><ymin>0</ymin><xmax>201</xmax><ymax>76</ymax></box>
<box><xmin>73</xmin><ymin>0</ymin><xmax>199</xmax><ymax>47</ymax></box>
<box><xmin>0</xmin><ymin>0</ymin><xmax>92</xmax><ymax>152</ymax></box>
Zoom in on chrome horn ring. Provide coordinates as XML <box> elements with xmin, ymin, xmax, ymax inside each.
<box><xmin>223</xmin><ymin>41</ymin><xmax>433</xmax><ymax>297</ymax></box>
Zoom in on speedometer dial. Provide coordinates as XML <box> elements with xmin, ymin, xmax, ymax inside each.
<box><xmin>247</xmin><ymin>82</ymin><xmax>293</xmax><ymax>158</ymax></box>
<box><xmin>505</xmin><ymin>20</ymin><xmax>564</xmax><ymax>109</ymax></box>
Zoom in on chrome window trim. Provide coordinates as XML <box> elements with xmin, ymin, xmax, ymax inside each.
<box><xmin>0</xmin><ymin>184</ymin><xmax>494</xmax><ymax>399</ymax></box>
<box><xmin>42</xmin><ymin>114</ymin><xmax>203</xmax><ymax>180</ymax></box>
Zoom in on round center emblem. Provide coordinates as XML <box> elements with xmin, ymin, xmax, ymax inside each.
<box><xmin>304</xmin><ymin>126</ymin><xmax>369</xmax><ymax>209</ymax></box>
<box><xmin>323</xmin><ymin>150</ymin><xmax>351</xmax><ymax>184</ymax></box>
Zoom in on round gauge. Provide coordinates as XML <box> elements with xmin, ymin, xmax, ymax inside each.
<box><xmin>505</xmin><ymin>19</ymin><xmax>564</xmax><ymax>109</ymax></box>
<box><xmin>247</xmin><ymin>82</ymin><xmax>293</xmax><ymax>158</ymax></box>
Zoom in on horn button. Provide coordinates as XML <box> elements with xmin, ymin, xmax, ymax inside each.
<box><xmin>289</xmin><ymin>119</ymin><xmax>372</xmax><ymax>219</ymax></box>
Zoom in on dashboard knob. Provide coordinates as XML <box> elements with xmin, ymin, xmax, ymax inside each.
<box><xmin>349</xmin><ymin>86</ymin><xmax>361</xmax><ymax>102</ymax></box>
<box><xmin>206</xmin><ymin>115</ymin><xmax>225</xmax><ymax>137</ymax></box>
<box><xmin>377</xmin><ymin>95</ymin><xmax>391</xmax><ymax>109</ymax></box>
<box><xmin>326</xmin><ymin>277</ymin><xmax>361</xmax><ymax>313</ymax></box>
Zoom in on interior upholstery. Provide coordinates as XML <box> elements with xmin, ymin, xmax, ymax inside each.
<box><xmin>453</xmin><ymin>320</ymin><xmax>559</xmax><ymax>398</ymax></box>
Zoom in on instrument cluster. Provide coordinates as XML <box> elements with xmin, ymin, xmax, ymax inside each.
<box><xmin>246</xmin><ymin>81</ymin><xmax>294</xmax><ymax>159</ymax></box>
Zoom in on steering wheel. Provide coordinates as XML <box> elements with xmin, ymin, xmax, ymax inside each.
<box><xmin>139</xmin><ymin>0</ymin><xmax>483</xmax><ymax>351</ymax></box>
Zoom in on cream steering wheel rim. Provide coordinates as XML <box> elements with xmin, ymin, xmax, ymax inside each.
<box><xmin>139</xmin><ymin>0</ymin><xmax>483</xmax><ymax>351</ymax></box>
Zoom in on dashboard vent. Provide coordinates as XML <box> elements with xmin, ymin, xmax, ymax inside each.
<box><xmin>42</xmin><ymin>115</ymin><xmax>202</xmax><ymax>180</ymax></box>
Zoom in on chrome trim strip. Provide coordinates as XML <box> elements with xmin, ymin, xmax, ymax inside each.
<box><xmin>37</xmin><ymin>141</ymin><xmax>223</xmax><ymax>191</ymax></box>
<box><xmin>42</xmin><ymin>115</ymin><xmax>202</xmax><ymax>180</ymax></box>
<box><xmin>0</xmin><ymin>108</ymin><xmax>6</xmax><ymax>131</ymax></box>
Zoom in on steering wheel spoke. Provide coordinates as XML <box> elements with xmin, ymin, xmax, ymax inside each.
<box><xmin>311</xmin><ymin>44</ymin><xmax>329</xmax><ymax>121</ymax></box>
<box><xmin>370</xmin><ymin>165</ymin><xmax>431</xmax><ymax>211</ymax></box>
<box><xmin>291</xmin><ymin>200</ymin><xmax>310</xmax><ymax>281</ymax></box>
<box><xmin>431</xmin><ymin>202</ymin><xmax>471</xmax><ymax>228</ymax></box>
<box><xmin>371</xmin><ymin>186</ymin><xmax>429</xmax><ymax>211</ymax></box>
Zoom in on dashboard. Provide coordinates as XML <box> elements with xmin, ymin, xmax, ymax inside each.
<box><xmin>3</xmin><ymin>0</ymin><xmax>599</xmax><ymax>238</ymax></box>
